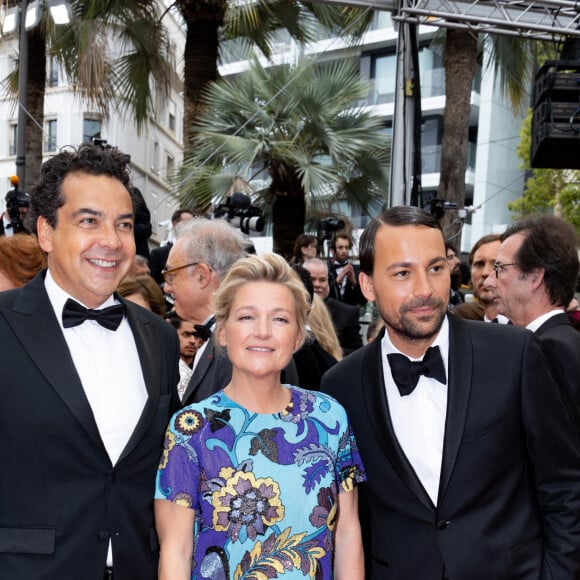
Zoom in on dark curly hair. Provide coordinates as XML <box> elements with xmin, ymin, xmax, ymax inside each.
<box><xmin>28</xmin><ymin>144</ymin><xmax>134</xmax><ymax>231</ymax></box>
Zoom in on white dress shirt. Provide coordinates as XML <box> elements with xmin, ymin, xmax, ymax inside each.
<box><xmin>527</xmin><ymin>309</ymin><xmax>565</xmax><ymax>332</ymax></box>
<box><xmin>45</xmin><ymin>270</ymin><xmax>148</xmax><ymax>566</ymax></box>
<box><xmin>381</xmin><ymin>317</ymin><xmax>449</xmax><ymax>506</ymax></box>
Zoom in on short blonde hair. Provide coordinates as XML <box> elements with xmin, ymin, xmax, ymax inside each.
<box><xmin>215</xmin><ymin>253</ymin><xmax>309</xmax><ymax>350</ymax></box>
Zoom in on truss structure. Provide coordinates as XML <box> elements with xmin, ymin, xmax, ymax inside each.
<box><xmin>318</xmin><ymin>1</ymin><xmax>580</xmax><ymax>41</ymax></box>
<box><xmin>394</xmin><ymin>0</ymin><xmax>580</xmax><ymax>41</ymax></box>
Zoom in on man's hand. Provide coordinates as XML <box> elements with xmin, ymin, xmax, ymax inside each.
<box><xmin>337</xmin><ymin>262</ymin><xmax>357</xmax><ymax>285</ymax></box>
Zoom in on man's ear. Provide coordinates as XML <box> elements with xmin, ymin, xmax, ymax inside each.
<box><xmin>530</xmin><ymin>268</ymin><xmax>545</xmax><ymax>290</ymax></box>
<box><xmin>198</xmin><ymin>263</ymin><xmax>214</xmax><ymax>289</ymax></box>
<box><xmin>37</xmin><ymin>217</ymin><xmax>54</xmax><ymax>253</ymax></box>
<box><xmin>359</xmin><ymin>272</ymin><xmax>376</xmax><ymax>302</ymax></box>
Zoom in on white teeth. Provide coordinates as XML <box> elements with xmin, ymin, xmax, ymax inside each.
<box><xmin>249</xmin><ymin>347</ymin><xmax>272</xmax><ymax>352</ymax></box>
<box><xmin>90</xmin><ymin>259</ymin><xmax>117</xmax><ymax>268</ymax></box>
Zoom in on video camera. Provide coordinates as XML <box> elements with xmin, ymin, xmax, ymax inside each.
<box><xmin>213</xmin><ymin>192</ymin><xmax>265</xmax><ymax>235</ymax></box>
<box><xmin>317</xmin><ymin>216</ymin><xmax>345</xmax><ymax>242</ymax></box>
<box><xmin>430</xmin><ymin>199</ymin><xmax>457</xmax><ymax>220</ymax></box>
<box><xmin>4</xmin><ymin>176</ymin><xmax>30</xmax><ymax>234</ymax></box>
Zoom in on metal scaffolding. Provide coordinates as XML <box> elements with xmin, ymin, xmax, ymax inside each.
<box><xmin>317</xmin><ymin>1</ymin><xmax>580</xmax><ymax>40</ymax></box>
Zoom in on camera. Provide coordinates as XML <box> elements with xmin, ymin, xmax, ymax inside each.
<box><xmin>317</xmin><ymin>216</ymin><xmax>345</xmax><ymax>241</ymax></box>
<box><xmin>4</xmin><ymin>176</ymin><xmax>30</xmax><ymax>234</ymax></box>
<box><xmin>430</xmin><ymin>199</ymin><xmax>457</xmax><ymax>220</ymax></box>
<box><xmin>213</xmin><ymin>192</ymin><xmax>265</xmax><ymax>235</ymax></box>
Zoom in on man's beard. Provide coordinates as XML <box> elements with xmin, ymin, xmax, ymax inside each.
<box><xmin>377</xmin><ymin>296</ymin><xmax>447</xmax><ymax>343</ymax></box>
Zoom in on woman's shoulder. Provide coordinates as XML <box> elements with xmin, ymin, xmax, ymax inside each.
<box><xmin>287</xmin><ymin>385</ymin><xmax>349</xmax><ymax>418</ymax></box>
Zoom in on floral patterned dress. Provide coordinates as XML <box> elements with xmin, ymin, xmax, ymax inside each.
<box><xmin>155</xmin><ymin>386</ymin><xmax>366</xmax><ymax>580</ymax></box>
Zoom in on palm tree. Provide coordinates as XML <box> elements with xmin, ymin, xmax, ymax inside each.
<box><xmin>177</xmin><ymin>57</ymin><xmax>389</xmax><ymax>256</ymax></box>
<box><xmin>2</xmin><ymin>0</ymin><xmax>171</xmax><ymax>188</ymax></box>
<box><xmin>437</xmin><ymin>30</ymin><xmax>535</xmax><ymax>241</ymax></box>
<box><xmin>173</xmin><ymin>0</ymin><xmax>373</xmax><ymax>154</ymax></box>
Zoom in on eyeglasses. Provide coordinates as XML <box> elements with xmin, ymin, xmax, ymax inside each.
<box><xmin>162</xmin><ymin>262</ymin><xmax>200</xmax><ymax>285</ymax></box>
<box><xmin>493</xmin><ymin>262</ymin><xmax>518</xmax><ymax>277</ymax></box>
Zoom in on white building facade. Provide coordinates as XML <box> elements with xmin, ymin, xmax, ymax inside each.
<box><xmin>0</xmin><ymin>2</ymin><xmax>185</xmax><ymax>246</ymax></box>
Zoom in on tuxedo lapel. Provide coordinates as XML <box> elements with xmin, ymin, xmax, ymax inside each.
<box><xmin>182</xmin><ymin>336</ymin><xmax>216</xmax><ymax>403</ymax></box>
<box><xmin>362</xmin><ymin>334</ymin><xmax>434</xmax><ymax>509</ymax></box>
<box><xmin>4</xmin><ymin>274</ymin><xmax>102</xmax><ymax>446</ymax></box>
<box><xmin>438</xmin><ymin>315</ymin><xmax>472</xmax><ymax>503</ymax></box>
<box><xmin>117</xmin><ymin>300</ymin><xmax>162</xmax><ymax>464</ymax></box>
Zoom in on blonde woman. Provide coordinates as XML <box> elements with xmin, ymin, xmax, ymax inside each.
<box><xmin>155</xmin><ymin>253</ymin><xmax>365</xmax><ymax>580</ymax></box>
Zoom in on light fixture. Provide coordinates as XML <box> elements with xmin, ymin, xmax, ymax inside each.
<box><xmin>1</xmin><ymin>6</ymin><xmax>20</xmax><ymax>36</ymax></box>
<box><xmin>47</xmin><ymin>0</ymin><xmax>72</xmax><ymax>25</ymax></box>
<box><xmin>25</xmin><ymin>0</ymin><xmax>42</xmax><ymax>31</ymax></box>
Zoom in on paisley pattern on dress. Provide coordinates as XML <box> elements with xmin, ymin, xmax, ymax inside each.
<box><xmin>155</xmin><ymin>386</ymin><xmax>365</xmax><ymax>580</ymax></box>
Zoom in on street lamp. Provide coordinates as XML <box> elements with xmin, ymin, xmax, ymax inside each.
<box><xmin>1</xmin><ymin>0</ymin><xmax>72</xmax><ymax>189</ymax></box>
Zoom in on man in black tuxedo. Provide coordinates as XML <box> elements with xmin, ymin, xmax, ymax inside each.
<box><xmin>321</xmin><ymin>206</ymin><xmax>580</xmax><ymax>579</ymax></box>
<box><xmin>304</xmin><ymin>258</ymin><xmax>363</xmax><ymax>355</ymax></box>
<box><xmin>0</xmin><ymin>145</ymin><xmax>180</xmax><ymax>580</ymax></box>
<box><xmin>484</xmin><ymin>214</ymin><xmax>580</xmax><ymax>436</ymax></box>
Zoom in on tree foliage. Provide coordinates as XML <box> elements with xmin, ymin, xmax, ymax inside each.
<box><xmin>511</xmin><ymin>110</ymin><xmax>580</xmax><ymax>234</ymax></box>
<box><xmin>177</xmin><ymin>56</ymin><xmax>389</xmax><ymax>256</ymax></box>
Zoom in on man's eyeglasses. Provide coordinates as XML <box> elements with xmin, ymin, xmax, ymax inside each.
<box><xmin>162</xmin><ymin>262</ymin><xmax>200</xmax><ymax>285</ymax></box>
<box><xmin>493</xmin><ymin>262</ymin><xmax>518</xmax><ymax>278</ymax></box>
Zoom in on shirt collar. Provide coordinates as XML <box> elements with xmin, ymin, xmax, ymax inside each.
<box><xmin>527</xmin><ymin>309</ymin><xmax>565</xmax><ymax>332</ymax></box>
<box><xmin>44</xmin><ymin>269</ymin><xmax>118</xmax><ymax>328</ymax></box>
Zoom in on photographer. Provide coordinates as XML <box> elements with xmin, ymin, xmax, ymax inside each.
<box><xmin>328</xmin><ymin>232</ymin><xmax>366</xmax><ymax>307</ymax></box>
<box><xmin>1</xmin><ymin>176</ymin><xmax>30</xmax><ymax>236</ymax></box>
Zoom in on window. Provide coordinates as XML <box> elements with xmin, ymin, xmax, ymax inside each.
<box><xmin>166</xmin><ymin>154</ymin><xmax>174</xmax><ymax>181</ymax></box>
<box><xmin>152</xmin><ymin>141</ymin><xmax>159</xmax><ymax>173</ymax></box>
<box><xmin>83</xmin><ymin>117</ymin><xmax>101</xmax><ymax>144</ymax></box>
<box><xmin>45</xmin><ymin>119</ymin><xmax>57</xmax><ymax>152</ymax></box>
<box><xmin>9</xmin><ymin>124</ymin><xmax>17</xmax><ymax>156</ymax></box>
<box><xmin>48</xmin><ymin>57</ymin><xmax>59</xmax><ymax>87</ymax></box>
<box><xmin>168</xmin><ymin>101</ymin><xmax>176</xmax><ymax>132</ymax></box>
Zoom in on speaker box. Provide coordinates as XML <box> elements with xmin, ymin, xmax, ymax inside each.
<box><xmin>531</xmin><ymin>120</ymin><xmax>580</xmax><ymax>169</ymax></box>
<box><xmin>531</xmin><ymin>60</ymin><xmax>580</xmax><ymax>169</ymax></box>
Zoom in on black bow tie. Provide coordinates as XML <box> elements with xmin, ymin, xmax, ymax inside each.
<box><xmin>62</xmin><ymin>298</ymin><xmax>125</xmax><ymax>331</ymax></box>
<box><xmin>387</xmin><ymin>346</ymin><xmax>447</xmax><ymax>397</ymax></box>
<box><xmin>194</xmin><ymin>315</ymin><xmax>215</xmax><ymax>341</ymax></box>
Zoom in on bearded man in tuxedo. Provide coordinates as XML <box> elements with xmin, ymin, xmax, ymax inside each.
<box><xmin>321</xmin><ymin>206</ymin><xmax>580</xmax><ymax>579</ymax></box>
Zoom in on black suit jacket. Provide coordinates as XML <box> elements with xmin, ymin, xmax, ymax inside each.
<box><xmin>535</xmin><ymin>312</ymin><xmax>580</xmax><ymax>437</ymax></box>
<box><xmin>0</xmin><ymin>273</ymin><xmax>180</xmax><ymax>580</ymax></box>
<box><xmin>321</xmin><ymin>315</ymin><xmax>580</xmax><ymax>579</ymax></box>
<box><xmin>182</xmin><ymin>335</ymin><xmax>300</xmax><ymax>406</ymax></box>
<box><xmin>328</xmin><ymin>261</ymin><xmax>366</xmax><ymax>307</ymax></box>
<box><xmin>325</xmin><ymin>296</ymin><xmax>363</xmax><ymax>355</ymax></box>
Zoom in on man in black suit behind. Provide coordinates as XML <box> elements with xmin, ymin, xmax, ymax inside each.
<box><xmin>484</xmin><ymin>214</ymin><xmax>580</xmax><ymax>436</ymax></box>
<box><xmin>321</xmin><ymin>206</ymin><xmax>580</xmax><ymax>579</ymax></box>
<box><xmin>0</xmin><ymin>145</ymin><xmax>180</xmax><ymax>579</ymax></box>
<box><xmin>304</xmin><ymin>258</ymin><xmax>363</xmax><ymax>355</ymax></box>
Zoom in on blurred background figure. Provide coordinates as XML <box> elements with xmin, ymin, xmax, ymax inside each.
<box><xmin>129</xmin><ymin>255</ymin><xmax>151</xmax><ymax>277</ymax></box>
<box><xmin>292</xmin><ymin>264</ymin><xmax>341</xmax><ymax>390</ymax></box>
<box><xmin>1</xmin><ymin>177</ymin><xmax>31</xmax><ymax>236</ymax></box>
<box><xmin>0</xmin><ymin>234</ymin><xmax>46</xmax><ymax>291</ymax></box>
<box><xmin>165</xmin><ymin>311</ymin><xmax>205</xmax><ymax>401</ymax></box>
<box><xmin>288</xmin><ymin>233</ymin><xmax>318</xmax><ymax>266</ymax></box>
<box><xmin>446</xmin><ymin>240</ymin><xmax>464</xmax><ymax>306</ymax></box>
<box><xmin>117</xmin><ymin>276</ymin><xmax>167</xmax><ymax>317</ymax></box>
<box><xmin>150</xmin><ymin>208</ymin><xmax>195</xmax><ymax>285</ymax></box>
<box><xmin>366</xmin><ymin>318</ymin><xmax>385</xmax><ymax>344</ymax></box>
<box><xmin>328</xmin><ymin>232</ymin><xmax>366</xmax><ymax>308</ymax></box>
<box><xmin>449</xmin><ymin>301</ymin><xmax>485</xmax><ymax>321</ymax></box>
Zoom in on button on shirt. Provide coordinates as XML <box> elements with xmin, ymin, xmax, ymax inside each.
<box><xmin>381</xmin><ymin>317</ymin><xmax>449</xmax><ymax>506</ymax></box>
<box><xmin>45</xmin><ymin>271</ymin><xmax>148</xmax><ymax>566</ymax></box>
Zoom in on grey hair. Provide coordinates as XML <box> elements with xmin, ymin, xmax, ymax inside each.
<box><xmin>175</xmin><ymin>217</ymin><xmax>248</xmax><ymax>280</ymax></box>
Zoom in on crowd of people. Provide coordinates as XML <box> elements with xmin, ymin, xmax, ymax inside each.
<box><xmin>1</xmin><ymin>143</ymin><xmax>580</xmax><ymax>580</ymax></box>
